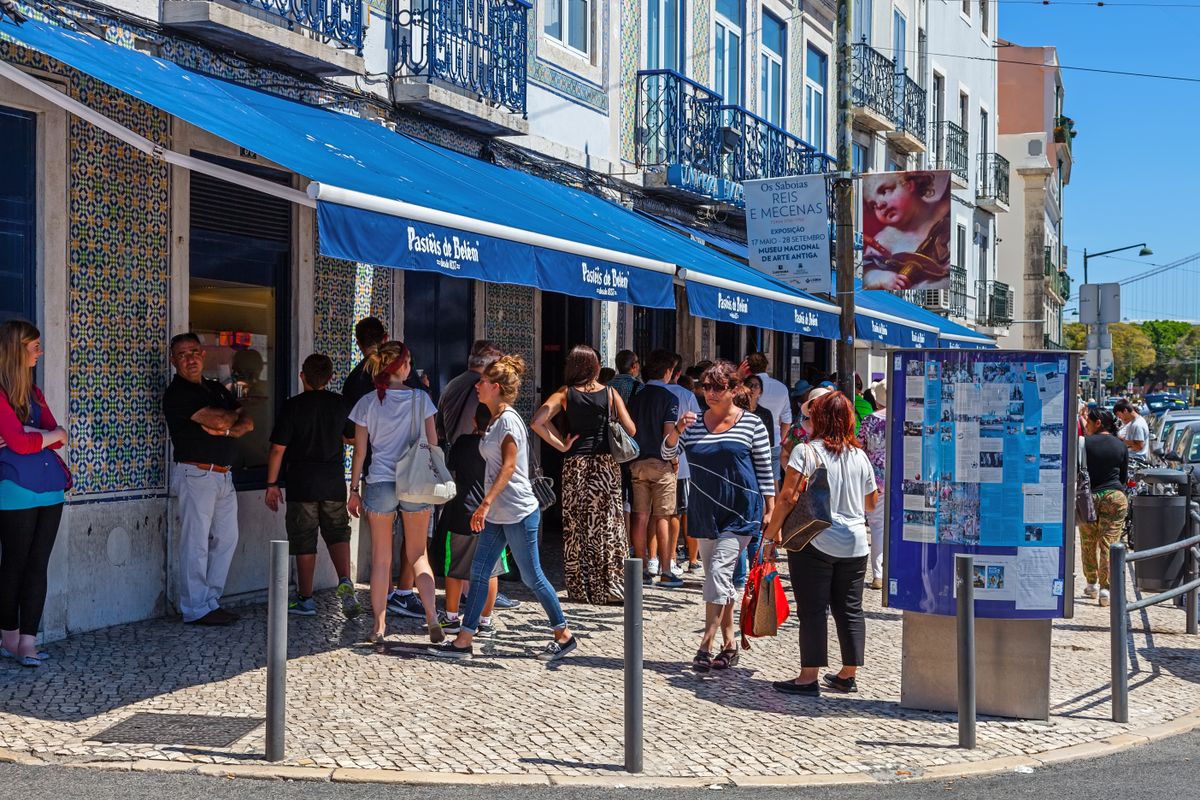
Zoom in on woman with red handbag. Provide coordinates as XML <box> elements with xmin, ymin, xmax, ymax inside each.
<box><xmin>763</xmin><ymin>391</ymin><xmax>877</xmax><ymax>697</ymax></box>
<box><xmin>0</xmin><ymin>321</ymin><xmax>70</xmax><ymax>667</ymax></box>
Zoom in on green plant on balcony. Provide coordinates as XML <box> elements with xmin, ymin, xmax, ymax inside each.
<box><xmin>1053</xmin><ymin>115</ymin><xmax>1077</xmax><ymax>144</ymax></box>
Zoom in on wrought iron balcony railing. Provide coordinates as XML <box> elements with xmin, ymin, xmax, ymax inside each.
<box><xmin>976</xmin><ymin>279</ymin><xmax>1014</xmax><ymax>327</ymax></box>
<box><xmin>893</xmin><ymin>73</ymin><xmax>926</xmax><ymax>144</ymax></box>
<box><xmin>238</xmin><ymin>0</ymin><xmax>364</xmax><ymax>53</ymax></box>
<box><xmin>1045</xmin><ymin>265</ymin><xmax>1070</xmax><ymax>301</ymax></box>
<box><xmin>932</xmin><ymin>121</ymin><xmax>968</xmax><ymax>181</ymax></box>
<box><xmin>719</xmin><ymin>104</ymin><xmax>834</xmax><ymax>184</ymax></box>
<box><xmin>395</xmin><ymin>0</ymin><xmax>530</xmax><ymax>117</ymax></box>
<box><xmin>635</xmin><ymin>69</ymin><xmax>724</xmax><ymax>178</ymax></box>
<box><xmin>898</xmin><ymin>264</ymin><xmax>969</xmax><ymax>318</ymax></box>
<box><xmin>949</xmin><ymin>264</ymin><xmax>968</xmax><ymax>317</ymax></box>
<box><xmin>977</xmin><ymin>152</ymin><xmax>1010</xmax><ymax>206</ymax></box>
<box><xmin>1044</xmin><ymin>244</ymin><xmax>1057</xmax><ymax>275</ymax></box>
<box><xmin>1044</xmin><ymin>334</ymin><xmax>1064</xmax><ymax>351</ymax></box>
<box><xmin>851</xmin><ymin>42</ymin><xmax>896</xmax><ymax>124</ymax></box>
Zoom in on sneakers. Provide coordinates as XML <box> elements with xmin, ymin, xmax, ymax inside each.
<box><xmin>437</xmin><ymin>611</ymin><xmax>462</xmax><ymax>634</ymax></box>
<box><xmin>337</xmin><ymin>579</ymin><xmax>362</xmax><ymax>619</ymax></box>
<box><xmin>658</xmin><ymin>574</ymin><xmax>684</xmax><ymax>589</ymax></box>
<box><xmin>687</xmin><ymin>561</ymin><xmax>703</xmax><ymax>574</ymax></box>
<box><xmin>536</xmin><ymin>636</ymin><xmax>578</xmax><ymax>662</ymax></box>
<box><xmin>669</xmin><ymin>563</ymin><xmax>685</xmax><ymax>579</ymax></box>
<box><xmin>647</xmin><ymin>557</ymin><xmax>661</xmax><ymax>577</ymax></box>
<box><xmin>433</xmin><ymin>640</ymin><xmax>473</xmax><ymax>660</ymax></box>
<box><xmin>387</xmin><ymin>591</ymin><xmax>425</xmax><ymax>618</ymax></box>
<box><xmin>1083</xmin><ymin>583</ymin><xmax>1099</xmax><ymax>599</ymax></box>
<box><xmin>288</xmin><ymin>596</ymin><xmax>316</xmax><ymax>616</ymax></box>
<box><xmin>493</xmin><ymin>592</ymin><xmax>522</xmax><ymax>610</ymax></box>
<box><xmin>475</xmin><ymin>619</ymin><xmax>498</xmax><ymax>638</ymax></box>
<box><xmin>1099</xmin><ymin>589</ymin><xmax>1111</xmax><ymax>607</ymax></box>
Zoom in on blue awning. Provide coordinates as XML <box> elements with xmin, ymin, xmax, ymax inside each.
<box><xmin>0</xmin><ymin>17</ymin><xmax>682</xmax><ymax>308</ymax></box>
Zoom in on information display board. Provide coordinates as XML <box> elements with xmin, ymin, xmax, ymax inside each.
<box><xmin>884</xmin><ymin>349</ymin><xmax>1078</xmax><ymax>619</ymax></box>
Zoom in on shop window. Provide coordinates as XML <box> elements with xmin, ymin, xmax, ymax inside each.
<box><xmin>0</xmin><ymin>106</ymin><xmax>37</xmax><ymax>325</ymax></box>
<box><xmin>188</xmin><ymin>155</ymin><xmax>292</xmax><ymax>486</ymax></box>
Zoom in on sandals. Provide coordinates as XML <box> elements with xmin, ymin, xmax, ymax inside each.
<box><xmin>692</xmin><ymin>650</ymin><xmax>712</xmax><ymax>673</ymax></box>
<box><xmin>712</xmin><ymin>647</ymin><xmax>740</xmax><ymax>670</ymax></box>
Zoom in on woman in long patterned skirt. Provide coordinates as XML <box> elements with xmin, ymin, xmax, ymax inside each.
<box><xmin>533</xmin><ymin>345</ymin><xmax>636</xmax><ymax>604</ymax></box>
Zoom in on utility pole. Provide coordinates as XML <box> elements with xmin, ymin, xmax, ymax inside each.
<box><xmin>834</xmin><ymin>0</ymin><xmax>855</xmax><ymax>399</ymax></box>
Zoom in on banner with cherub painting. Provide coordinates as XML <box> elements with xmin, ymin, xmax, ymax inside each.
<box><xmin>860</xmin><ymin>170</ymin><xmax>952</xmax><ymax>292</ymax></box>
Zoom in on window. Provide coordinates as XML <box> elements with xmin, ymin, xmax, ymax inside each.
<box><xmin>804</xmin><ymin>45</ymin><xmax>827</xmax><ymax>146</ymax></box>
<box><xmin>931</xmin><ymin>73</ymin><xmax>945</xmax><ymax>164</ymax></box>
<box><xmin>853</xmin><ymin>0</ymin><xmax>873</xmax><ymax>43</ymax></box>
<box><xmin>961</xmin><ymin>0</ymin><xmax>970</xmax><ymax>16</ymax></box>
<box><xmin>956</xmin><ymin>223</ymin><xmax>967</xmax><ymax>268</ymax></box>
<box><xmin>852</xmin><ymin>141</ymin><xmax>869</xmax><ymax>174</ymax></box>
<box><xmin>980</xmin><ymin>0</ymin><xmax>989</xmax><ymax>35</ymax></box>
<box><xmin>959</xmin><ymin>91</ymin><xmax>969</xmax><ymax>131</ymax></box>
<box><xmin>545</xmin><ymin>0</ymin><xmax>590</xmax><ymax>55</ymax></box>
<box><xmin>979</xmin><ymin>108</ymin><xmax>989</xmax><ymax>156</ymax></box>
<box><xmin>0</xmin><ymin>106</ymin><xmax>36</xmax><ymax>326</ymax></box>
<box><xmin>188</xmin><ymin>155</ymin><xmax>292</xmax><ymax>484</ymax></box>
<box><xmin>760</xmin><ymin>12</ymin><xmax>785</xmax><ymax>126</ymax></box>
<box><xmin>892</xmin><ymin>8</ymin><xmax>906</xmax><ymax>73</ymax></box>
<box><xmin>645</xmin><ymin>0</ymin><xmax>684</xmax><ymax>70</ymax></box>
<box><xmin>713</xmin><ymin>0</ymin><xmax>743</xmax><ymax>104</ymax></box>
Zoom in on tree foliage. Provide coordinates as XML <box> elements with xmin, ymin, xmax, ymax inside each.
<box><xmin>1110</xmin><ymin>323</ymin><xmax>1156</xmax><ymax>387</ymax></box>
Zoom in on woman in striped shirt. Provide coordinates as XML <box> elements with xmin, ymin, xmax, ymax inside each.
<box><xmin>676</xmin><ymin>361</ymin><xmax>775</xmax><ymax>673</ymax></box>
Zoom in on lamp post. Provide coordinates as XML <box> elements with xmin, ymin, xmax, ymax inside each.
<box><xmin>1081</xmin><ymin>243</ymin><xmax>1152</xmax><ymax>400</ymax></box>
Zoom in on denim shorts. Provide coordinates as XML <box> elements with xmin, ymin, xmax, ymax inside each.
<box><xmin>362</xmin><ymin>482</ymin><xmax>431</xmax><ymax>515</ymax></box>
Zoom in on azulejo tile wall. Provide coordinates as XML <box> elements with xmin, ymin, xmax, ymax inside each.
<box><xmin>691</xmin><ymin>0</ymin><xmax>711</xmax><ymax>88</ymax></box>
<box><xmin>482</xmin><ymin>282</ymin><xmax>536</xmax><ymax>417</ymax></box>
<box><xmin>312</xmin><ymin>252</ymin><xmax>396</xmax><ymax>391</ymax></box>
<box><xmin>1</xmin><ymin>42</ymin><xmax>173</xmax><ymax>496</ymax></box>
<box><xmin>618</xmin><ymin>0</ymin><xmax>639</xmax><ymax>162</ymax></box>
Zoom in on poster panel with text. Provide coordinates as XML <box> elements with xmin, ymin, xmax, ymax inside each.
<box><xmin>885</xmin><ymin>349</ymin><xmax>1078</xmax><ymax>619</ymax></box>
<box><xmin>861</xmin><ymin>170</ymin><xmax>952</xmax><ymax>292</ymax></box>
<box><xmin>743</xmin><ymin>175</ymin><xmax>831</xmax><ymax>294</ymax></box>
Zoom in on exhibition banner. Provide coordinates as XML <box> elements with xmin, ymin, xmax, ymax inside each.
<box><xmin>743</xmin><ymin>175</ymin><xmax>832</xmax><ymax>294</ymax></box>
<box><xmin>861</xmin><ymin>170</ymin><xmax>953</xmax><ymax>292</ymax></box>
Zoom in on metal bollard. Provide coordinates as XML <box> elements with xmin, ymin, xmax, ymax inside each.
<box><xmin>624</xmin><ymin>558</ymin><xmax>643</xmax><ymax>774</ymax></box>
<box><xmin>266</xmin><ymin>539</ymin><xmax>288</xmax><ymax>762</ymax></box>
<box><xmin>955</xmin><ymin>554</ymin><xmax>976</xmax><ymax>749</ymax></box>
<box><xmin>1110</xmin><ymin>542</ymin><xmax>1129</xmax><ymax>723</ymax></box>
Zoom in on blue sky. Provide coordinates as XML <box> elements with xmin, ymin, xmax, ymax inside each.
<box><xmin>998</xmin><ymin>2</ymin><xmax>1198</xmax><ymax>323</ymax></box>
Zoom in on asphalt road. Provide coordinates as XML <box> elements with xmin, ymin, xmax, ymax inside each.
<box><xmin>3</xmin><ymin>729</ymin><xmax>1199</xmax><ymax>800</ymax></box>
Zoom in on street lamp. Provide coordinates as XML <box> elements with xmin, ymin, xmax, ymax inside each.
<box><xmin>1082</xmin><ymin>243</ymin><xmax>1153</xmax><ymax>285</ymax></box>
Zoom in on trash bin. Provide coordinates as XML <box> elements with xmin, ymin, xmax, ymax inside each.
<box><xmin>1130</xmin><ymin>469</ymin><xmax>1190</xmax><ymax>593</ymax></box>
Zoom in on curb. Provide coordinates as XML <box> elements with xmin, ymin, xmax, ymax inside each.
<box><xmin>3</xmin><ymin>710</ymin><xmax>1200</xmax><ymax>788</ymax></box>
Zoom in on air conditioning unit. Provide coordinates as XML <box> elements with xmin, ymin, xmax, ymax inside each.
<box><xmin>922</xmin><ymin>289</ymin><xmax>951</xmax><ymax>311</ymax></box>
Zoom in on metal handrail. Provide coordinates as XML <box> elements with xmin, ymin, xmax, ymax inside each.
<box><xmin>851</xmin><ymin>41</ymin><xmax>895</xmax><ymax>123</ymax></box>
<box><xmin>1110</xmin><ymin>508</ymin><xmax>1200</xmax><ymax>722</ymax></box>
<box><xmin>240</xmin><ymin>0</ymin><xmax>364</xmax><ymax>53</ymax></box>
<box><xmin>635</xmin><ymin>69</ymin><xmax>724</xmax><ymax>177</ymax></box>
<box><xmin>894</xmin><ymin>72</ymin><xmax>926</xmax><ymax>144</ymax></box>
<box><xmin>395</xmin><ymin>0</ymin><xmax>530</xmax><ymax>116</ymax></box>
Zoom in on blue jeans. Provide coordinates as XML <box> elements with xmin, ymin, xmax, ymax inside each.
<box><xmin>733</xmin><ymin>531</ymin><xmax>763</xmax><ymax>590</ymax></box>
<box><xmin>461</xmin><ymin>508</ymin><xmax>567</xmax><ymax>634</ymax></box>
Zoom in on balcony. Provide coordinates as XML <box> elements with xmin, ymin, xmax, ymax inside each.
<box><xmin>887</xmin><ymin>73</ymin><xmax>926</xmax><ymax>153</ymax></box>
<box><xmin>392</xmin><ymin>0</ymin><xmax>531</xmax><ymax>136</ymax></box>
<box><xmin>635</xmin><ymin>70</ymin><xmax>834</xmax><ymax>207</ymax></box>
<box><xmin>931</xmin><ymin>121</ymin><xmax>968</xmax><ymax>187</ymax></box>
<box><xmin>851</xmin><ymin>42</ymin><xmax>897</xmax><ymax>132</ymax></box>
<box><xmin>720</xmin><ymin>105</ymin><xmax>836</xmax><ymax>188</ymax></box>
<box><xmin>163</xmin><ymin>0</ymin><xmax>364</xmax><ymax>75</ymax></box>
<box><xmin>1044</xmin><ymin>249</ymin><xmax>1071</xmax><ymax>302</ymax></box>
<box><xmin>976</xmin><ymin>152</ymin><xmax>1010</xmax><ymax>212</ymax></box>
<box><xmin>1044</xmin><ymin>334</ymin><xmax>1064</xmax><ymax>351</ymax></box>
<box><xmin>975</xmin><ymin>279</ymin><xmax>1014</xmax><ymax>327</ymax></box>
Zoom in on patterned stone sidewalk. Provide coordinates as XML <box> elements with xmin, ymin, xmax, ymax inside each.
<box><xmin>1</xmin><ymin>558</ymin><xmax>1199</xmax><ymax>782</ymax></box>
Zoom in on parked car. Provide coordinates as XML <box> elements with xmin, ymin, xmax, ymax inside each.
<box><xmin>1167</xmin><ymin>423</ymin><xmax>1200</xmax><ymax>466</ymax></box>
<box><xmin>1145</xmin><ymin>392</ymin><xmax>1180</xmax><ymax>417</ymax></box>
<box><xmin>1151</xmin><ymin>408</ymin><xmax>1200</xmax><ymax>449</ymax></box>
<box><xmin>1164</xmin><ymin>418</ymin><xmax>1200</xmax><ymax>461</ymax></box>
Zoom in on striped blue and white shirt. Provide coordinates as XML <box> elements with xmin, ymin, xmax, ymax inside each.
<box><xmin>676</xmin><ymin>410</ymin><xmax>776</xmax><ymax>538</ymax></box>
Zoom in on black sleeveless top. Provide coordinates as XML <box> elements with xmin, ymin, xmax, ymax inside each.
<box><xmin>565</xmin><ymin>386</ymin><xmax>610</xmax><ymax>456</ymax></box>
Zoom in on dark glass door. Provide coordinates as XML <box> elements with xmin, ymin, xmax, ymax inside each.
<box><xmin>402</xmin><ymin>271</ymin><xmax>474</xmax><ymax>404</ymax></box>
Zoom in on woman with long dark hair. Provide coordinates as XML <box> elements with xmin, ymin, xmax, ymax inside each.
<box><xmin>532</xmin><ymin>345</ymin><xmax>634</xmax><ymax>604</ymax></box>
<box><xmin>1079</xmin><ymin>408</ymin><xmax>1128</xmax><ymax>606</ymax></box>
<box><xmin>677</xmin><ymin>361</ymin><xmax>772</xmax><ymax>672</ymax></box>
<box><xmin>764</xmin><ymin>391</ymin><xmax>877</xmax><ymax>696</ymax></box>
<box><xmin>0</xmin><ymin>321</ymin><xmax>70</xmax><ymax>667</ymax></box>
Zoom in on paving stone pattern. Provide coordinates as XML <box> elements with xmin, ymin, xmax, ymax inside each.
<box><xmin>1</xmin><ymin>552</ymin><xmax>1198</xmax><ymax>779</ymax></box>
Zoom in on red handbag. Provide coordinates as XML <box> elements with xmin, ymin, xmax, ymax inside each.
<box><xmin>739</xmin><ymin>546</ymin><xmax>790</xmax><ymax>649</ymax></box>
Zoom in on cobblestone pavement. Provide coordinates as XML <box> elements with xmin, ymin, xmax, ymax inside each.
<box><xmin>1</xmin><ymin>547</ymin><xmax>1198</xmax><ymax>780</ymax></box>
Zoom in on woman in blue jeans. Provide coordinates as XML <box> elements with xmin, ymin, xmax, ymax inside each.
<box><xmin>435</xmin><ymin>354</ymin><xmax>577</xmax><ymax>662</ymax></box>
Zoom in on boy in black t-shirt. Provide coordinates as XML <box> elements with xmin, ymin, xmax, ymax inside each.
<box><xmin>265</xmin><ymin>354</ymin><xmax>361</xmax><ymax>618</ymax></box>
<box><xmin>433</xmin><ymin>404</ymin><xmax>507</xmax><ymax>637</ymax></box>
